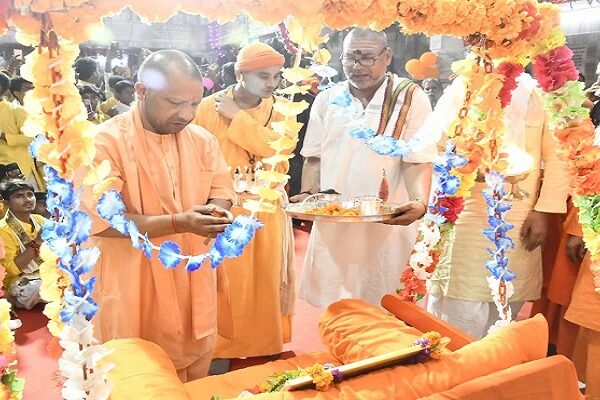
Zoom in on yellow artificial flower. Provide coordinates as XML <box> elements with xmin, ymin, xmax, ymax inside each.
<box><xmin>0</xmin><ymin>299</ymin><xmax>15</xmax><ymax>354</ymax></box>
<box><xmin>304</xmin><ymin>364</ymin><xmax>334</xmax><ymax>392</ymax></box>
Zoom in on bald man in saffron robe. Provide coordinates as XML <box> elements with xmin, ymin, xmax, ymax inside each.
<box><xmin>194</xmin><ymin>43</ymin><xmax>295</xmax><ymax>363</ymax></box>
<box><xmin>83</xmin><ymin>50</ymin><xmax>235</xmax><ymax>382</ymax></box>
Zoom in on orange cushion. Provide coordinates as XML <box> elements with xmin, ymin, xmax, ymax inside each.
<box><xmin>203</xmin><ymin>315</ymin><xmax>550</xmax><ymax>400</ymax></box>
<box><xmin>102</xmin><ymin>338</ymin><xmax>190</xmax><ymax>400</ymax></box>
<box><xmin>418</xmin><ymin>355</ymin><xmax>582</xmax><ymax>400</ymax></box>
<box><xmin>318</xmin><ymin>299</ymin><xmax>423</xmax><ymax>363</ymax></box>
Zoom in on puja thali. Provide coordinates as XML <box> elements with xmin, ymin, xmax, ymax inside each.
<box><xmin>285</xmin><ymin>193</ymin><xmax>403</xmax><ymax>223</ymax></box>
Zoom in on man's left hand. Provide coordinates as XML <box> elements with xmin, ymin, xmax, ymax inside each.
<box><xmin>215</xmin><ymin>93</ymin><xmax>241</xmax><ymax>120</ymax></box>
<box><xmin>520</xmin><ymin>210</ymin><xmax>549</xmax><ymax>252</ymax></box>
<box><xmin>383</xmin><ymin>200</ymin><xmax>426</xmax><ymax>226</ymax></box>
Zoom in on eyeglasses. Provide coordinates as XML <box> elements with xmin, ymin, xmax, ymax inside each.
<box><xmin>340</xmin><ymin>48</ymin><xmax>388</xmax><ymax>68</ymax></box>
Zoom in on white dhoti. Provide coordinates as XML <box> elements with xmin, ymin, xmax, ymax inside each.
<box><xmin>299</xmin><ymin>75</ymin><xmax>437</xmax><ymax>309</ymax></box>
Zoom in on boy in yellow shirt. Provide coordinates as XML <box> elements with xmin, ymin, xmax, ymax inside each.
<box><xmin>0</xmin><ymin>179</ymin><xmax>45</xmax><ymax>309</ymax></box>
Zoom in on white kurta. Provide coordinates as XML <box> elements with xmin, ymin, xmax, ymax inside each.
<box><xmin>429</xmin><ymin>73</ymin><xmax>570</xmax><ymax>302</ymax></box>
<box><xmin>299</xmin><ymin>75</ymin><xmax>436</xmax><ymax>308</ymax></box>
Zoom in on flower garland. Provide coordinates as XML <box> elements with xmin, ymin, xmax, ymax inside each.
<box><xmin>330</xmin><ymin>83</ymin><xmax>441</xmax><ymax>158</ymax></box>
<box><xmin>533</xmin><ymin>46</ymin><xmax>600</xmax><ymax>292</ymax></box>
<box><xmin>482</xmin><ymin>172</ymin><xmax>516</xmax><ymax>333</ymax></box>
<box><xmin>0</xmin><ymin>3</ymin><xmax>597</xmax><ymax>400</ymax></box>
<box><xmin>19</xmin><ymin>20</ymin><xmax>113</xmax><ymax>399</ymax></box>
<box><xmin>0</xmin><ymin>257</ymin><xmax>23</xmax><ymax>400</ymax></box>
<box><xmin>96</xmin><ymin>190</ymin><xmax>263</xmax><ymax>270</ymax></box>
<box><xmin>39</xmin><ymin>165</ymin><xmax>114</xmax><ymax>400</ymax></box>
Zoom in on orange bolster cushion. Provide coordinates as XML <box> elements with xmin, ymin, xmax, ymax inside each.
<box><xmin>101</xmin><ymin>338</ymin><xmax>191</xmax><ymax>400</ymax></box>
<box><xmin>318</xmin><ymin>299</ymin><xmax>426</xmax><ymax>363</ymax></box>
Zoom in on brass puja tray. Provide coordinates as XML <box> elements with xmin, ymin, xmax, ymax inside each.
<box><xmin>285</xmin><ymin>193</ymin><xmax>403</xmax><ymax>223</ymax></box>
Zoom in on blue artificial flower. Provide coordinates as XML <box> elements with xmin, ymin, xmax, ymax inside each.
<box><xmin>61</xmin><ymin>291</ymin><xmax>99</xmax><ymax>323</ymax></box>
<box><xmin>214</xmin><ymin>235</ymin><xmax>245</xmax><ymax>258</ymax></box>
<box><xmin>224</xmin><ymin>225</ymin><xmax>254</xmax><ymax>247</ymax></box>
<box><xmin>233</xmin><ymin>215</ymin><xmax>264</xmax><ymax>231</ymax></box>
<box><xmin>127</xmin><ymin>220</ymin><xmax>142</xmax><ymax>250</ymax></box>
<box><xmin>185</xmin><ymin>253</ymin><xmax>210</xmax><ymax>272</ymax></box>
<box><xmin>348</xmin><ymin>126</ymin><xmax>376</xmax><ymax>140</ymax></box>
<box><xmin>494</xmin><ymin>201</ymin><xmax>512</xmax><ymax>214</ymax></box>
<box><xmin>482</xmin><ymin>227</ymin><xmax>497</xmax><ymax>242</ymax></box>
<box><xmin>109</xmin><ymin>214</ymin><xmax>129</xmax><ymax>235</ymax></box>
<box><xmin>395</xmin><ymin>140</ymin><xmax>411</xmax><ymax>157</ymax></box>
<box><xmin>330</xmin><ymin>90</ymin><xmax>352</xmax><ymax>107</ymax></box>
<box><xmin>158</xmin><ymin>241</ymin><xmax>182</xmax><ymax>269</ymax></box>
<box><xmin>97</xmin><ymin>190</ymin><xmax>126</xmax><ymax>221</ymax></box>
<box><xmin>45</xmin><ymin>167</ymin><xmax>77</xmax><ymax>211</ymax></box>
<box><xmin>368</xmin><ymin>135</ymin><xmax>399</xmax><ymax>156</ymax></box>
<box><xmin>29</xmin><ymin>134</ymin><xmax>49</xmax><ymax>158</ymax></box>
<box><xmin>141</xmin><ymin>234</ymin><xmax>153</xmax><ymax>259</ymax></box>
<box><xmin>484</xmin><ymin>172</ymin><xmax>505</xmax><ymax>190</ymax></box>
<box><xmin>68</xmin><ymin>211</ymin><xmax>92</xmax><ymax>244</ymax></box>
<box><xmin>42</xmin><ymin>221</ymin><xmax>73</xmax><ymax>261</ymax></box>
<box><xmin>211</xmin><ymin>215</ymin><xmax>263</xmax><ymax>259</ymax></box>
<box><xmin>209</xmin><ymin>247</ymin><xmax>224</xmax><ymax>269</ymax></box>
<box><xmin>72</xmin><ymin>246</ymin><xmax>101</xmax><ymax>275</ymax></box>
<box><xmin>446</xmin><ymin>152</ymin><xmax>468</xmax><ymax>169</ymax></box>
<box><xmin>433</xmin><ymin>159</ymin><xmax>448</xmax><ymax>174</ymax></box>
<box><xmin>440</xmin><ymin>175</ymin><xmax>461</xmax><ymax>195</ymax></box>
<box><xmin>424</xmin><ymin>213</ymin><xmax>447</xmax><ymax>225</ymax></box>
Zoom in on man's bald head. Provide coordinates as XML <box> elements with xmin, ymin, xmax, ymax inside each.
<box><xmin>134</xmin><ymin>49</ymin><xmax>204</xmax><ymax>135</ymax></box>
<box><xmin>341</xmin><ymin>28</ymin><xmax>391</xmax><ymax>91</ymax></box>
<box><xmin>137</xmin><ymin>50</ymin><xmax>202</xmax><ymax>91</ymax></box>
<box><xmin>343</xmin><ymin>28</ymin><xmax>388</xmax><ymax>50</ymax></box>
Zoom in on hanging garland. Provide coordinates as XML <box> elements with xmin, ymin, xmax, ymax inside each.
<box><xmin>0</xmin><ymin>254</ymin><xmax>24</xmax><ymax>400</ymax></box>
<box><xmin>0</xmin><ymin>0</ymin><xmax>596</xmax><ymax>398</ymax></box>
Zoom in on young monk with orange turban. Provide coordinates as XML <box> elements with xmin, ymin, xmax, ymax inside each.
<box><xmin>194</xmin><ymin>43</ymin><xmax>295</xmax><ymax>368</ymax></box>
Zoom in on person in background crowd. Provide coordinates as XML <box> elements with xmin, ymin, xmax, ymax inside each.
<box><xmin>0</xmin><ymin>179</ymin><xmax>46</xmax><ymax>310</ymax></box>
<box><xmin>74</xmin><ymin>57</ymin><xmax>101</xmax><ymax>89</ymax></box>
<box><xmin>421</xmin><ymin>78</ymin><xmax>443</xmax><ymax>108</ymax></box>
<box><xmin>0</xmin><ymin>73</ymin><xmax>44</xmax><ymax>190</ymax></box>
<box><xmin>79</xmin><ymin>85</ymin><xmax>107</xmax><ymax>123</ymax></box>
<box><xmin>9</xmin><ymin>76</ymin><xmax>33</xmax><ymax>106</ymax></box>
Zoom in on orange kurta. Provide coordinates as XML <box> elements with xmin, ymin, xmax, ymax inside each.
<box><xmin>531</xmin><ymin>201</ymin><xmax>580</xmax><ymax>355</ymax></box>
<box><xmin>194</xmin><ymin>90</ymin><xmax>294</xmax><ymax>358</ymax></box>
<box><xmin>83</xmin><ymin>104</ymin><xmax>234</xmax><ymax>371</ymax></box>
<box><xmin>564</xmin><ymin>213</ymin><xmax>600</xmax><ymax>397</ymax></box>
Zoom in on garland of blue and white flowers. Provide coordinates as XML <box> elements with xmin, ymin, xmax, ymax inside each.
<box><xmin>97</xmin><ymin>190</ymin><xmax>262</xmax><ymax>271</ymax></box>
<box><xmin>330</xmin><ymin>85</ymin><xmax>437</xmax><ymax>157</ymax></box>
<box><xmin>41</xmin><ymin>165</ymin><xmax>113</xmax><ymax>400</ymax></box>
<box><xmin>482</xmin><ymin>172</ymin><xmax>516</xmax><ymax>334</ymax></box>
<box><xmin>401</xmin><ymin>143</ymin><xmax>468</xmax><ymax>300</ymax></box>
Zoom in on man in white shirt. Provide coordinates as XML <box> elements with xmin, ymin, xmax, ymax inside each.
<box><xmin>294</xmin><ymin>28</ymin><xmax>437</xmax><ymax>308</ymax></box>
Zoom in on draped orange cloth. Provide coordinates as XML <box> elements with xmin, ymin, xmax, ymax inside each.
<box><xmin>234</xmin><ymin>43</ymin><xmax>285</xmax><ymax>72</ymax></box>
<box><xmin>82</xmin><ymin>104</ymin><xmax>234</xmax><ymax>375</ymax></box>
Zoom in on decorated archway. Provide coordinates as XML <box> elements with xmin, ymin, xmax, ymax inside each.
<box><xmin>0</xmin><ymin>0</ymin><xmax>597</xmax><ymax>397</ymax></box>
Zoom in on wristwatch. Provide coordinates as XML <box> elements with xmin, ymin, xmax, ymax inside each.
<box><xmin>411</xmin><ymin>198</ymin><xmax>428</xmax><ymax>218</ymax></box>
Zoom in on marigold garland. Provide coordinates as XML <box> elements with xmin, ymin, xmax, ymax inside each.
<box><xmin>0</xmin><ymin>1</ymin><xmax>598</xmax><ymax>399</ymax></box>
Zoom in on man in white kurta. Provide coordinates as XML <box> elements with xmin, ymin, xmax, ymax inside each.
<box><xmin>427</xmin><ymin>72</ymin><xmax>570</xmax><ymax>339</ymax></box>
<box><xmin>297</xmin><ymin>29</ymin><xmax>437</xmax><ymax>308</ymax></box>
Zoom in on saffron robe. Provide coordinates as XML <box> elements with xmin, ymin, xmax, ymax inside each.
<box><xmin>83</xmin><ymin>103</ymin><xmax>234</xmax><ymax>370</ymax></box>
<box><xmin>194</xmin><ymin>90</ymin><xmax>295</xmax><ymax>358</ymax></box>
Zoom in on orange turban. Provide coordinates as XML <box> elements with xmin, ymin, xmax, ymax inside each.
<box><xmin>235</xmin><ymin>43</ymin><xmax>285</xmax><ymax>72</ymax></box>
